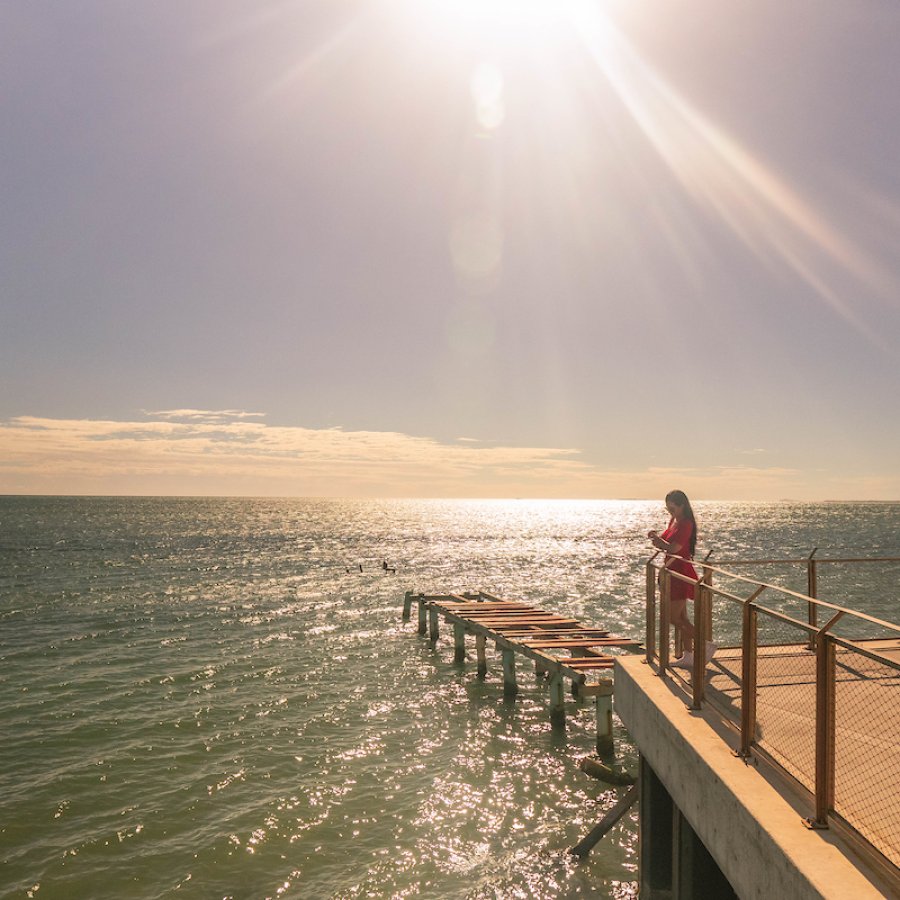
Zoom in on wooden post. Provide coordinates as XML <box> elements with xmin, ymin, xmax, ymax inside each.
<box><xmin>502</xmin><ymin>648</ymin><xmax>518</xmax><ymax>697</ymax></box>
<box><xmin>595</xmin><ymin>680</ymin><xmax>614</xmax><ymax>756</ymax></box>
<box><xmin>417</xmin><ymin>595</ymin><xmax>427</xmax><ymax>635</ymax></box>
<box><xmin>428</xmin><ymin>604</ymin><xmax>439</xmax><ymax>648</ymax></box>
<box><xmin>739</xmin><ymin>602</ymin><xmax>758</xmax><ymax>757</ymax></box>
<box><xmin>645</xmin><ymin>560</ymin><xmax>657</xmax><ymax>665</ymax></box>
<box><xmin>807</xmin><ymin>549</ymin><xmax>818</xmax><ymax>651</ymax></box>
<box><xmin>691</xmin><ymin>580</ymin><xmax>707</xmax><ymax>709</ymax></box>
<box><xmin>453</xmin><ymin>623</ymin><xmax>466</xmax><ymax>663</ymax></box>
<box><xmin>810</xmin><ymin>634</ymin><xmax>836</xmax><ymax>828</ymax></box>
<box><xmin>703</xmin><ymin>567</ymin><xmax>713</xmax><ymax>645</ymax></box>
<box><xmin>402</xmin><ymin>591</ymin><xmax>413</xmax><ymax>621</ymax></box>
<box><xmin>476</xmin><ymin>634</ymin><xmax>487</xmax><ymax>677</ymax></box>
<box><xmin>549</xmin><ymin>670</ymin><xmax>565</xmax><ymax>729</ymax></box>
<box><xmin>659</xmin><ymin>570</ymin><xmax>671</xmax><ymax>674</ymax></box>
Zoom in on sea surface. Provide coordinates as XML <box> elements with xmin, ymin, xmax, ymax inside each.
<box><xmin>1</xmin><ymin>497</ymin><xmax>898</xmax><ymax>900</ymax></box>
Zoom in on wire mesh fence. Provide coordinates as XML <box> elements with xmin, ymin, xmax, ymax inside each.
<box><xmin>752</xmin><ymin>610</ymin><xmax>817</xmax><ymax>791</ymax></box>
<box><xmin>646</xmin><ymin>553</ymin><xmax>900</xmax><ymax>873</ymax></box>
<box><xmin>833</xmin><ymin>643</ymin><xmax>900</xmax><ymax>869</ymax></box>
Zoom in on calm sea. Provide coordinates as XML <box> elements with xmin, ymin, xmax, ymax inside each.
<box><xmin>1</xmin><ymin>498</ymin><xmax>898</xmax><ymax>899</ymax></box>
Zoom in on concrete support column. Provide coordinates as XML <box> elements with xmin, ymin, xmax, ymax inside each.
<box><xmin>674</xmin><ymin>807</ymin><xmax>738</xmax><ymax>899</ymax></box>
<box><xmin>639</xmin><ymin>755</ymin><xmax>674</xmax><ymax>897</ymax></box>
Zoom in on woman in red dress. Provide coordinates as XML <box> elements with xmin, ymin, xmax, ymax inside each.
<box><xmin>648</xmin><ymin>490</ymin><xmax>708</xmax><ymax>668</ymax></box>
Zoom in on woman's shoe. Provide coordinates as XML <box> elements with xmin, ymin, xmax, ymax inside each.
<box><xmin>672</xmin><ymin>652</ymin><xmax>694</xmax><ymax>669</ymax></box>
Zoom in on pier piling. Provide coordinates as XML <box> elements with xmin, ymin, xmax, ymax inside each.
<box><xmin>502</xmin><ymin>648</ymin><xmax>518</xmax><ymax>696</ymax></box>
<box><xmin>476</xmin><ymin>634</ymin><xmax>488</xmax><ymax>677</ymax></box>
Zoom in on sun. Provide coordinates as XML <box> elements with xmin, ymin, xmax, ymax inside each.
<box><xmin>406</xmin><ymin>0</ymin><xmax>575</xmax><ymax>51</ymax></box>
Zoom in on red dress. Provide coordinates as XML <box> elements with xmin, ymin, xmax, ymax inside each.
<box><xmin>661</xmin><ymin>518</ymin><xmax>697</xmax><ymax>602</ymax></box>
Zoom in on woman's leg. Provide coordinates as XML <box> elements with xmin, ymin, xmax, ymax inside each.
<box><xmin>670</xmin><ymin>597</ymin><xmax>694</xmax><ymax>654</ymax></box>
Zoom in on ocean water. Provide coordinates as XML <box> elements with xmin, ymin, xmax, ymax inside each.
<box><xmin>1</xmin><ymin>497</ymin><xmax>898</xmax><ymax>900</ymax></box>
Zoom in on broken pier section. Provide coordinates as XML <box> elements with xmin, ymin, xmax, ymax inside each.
<box><xmin>402</xmin><ymin>590</ymin><xmax>640</xmax><ymax>753</ymax></box>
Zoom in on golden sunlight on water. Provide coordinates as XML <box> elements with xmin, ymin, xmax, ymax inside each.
<box><xmin>2</xmin><ymin>498</ymin><xmax>897</xmax><ymax>897</ymax></box>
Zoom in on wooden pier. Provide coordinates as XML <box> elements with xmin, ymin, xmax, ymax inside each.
<box><xmin>402</xmin><ymin>590</ymin><xmax>641</xmax><ymax>753</ymax></box>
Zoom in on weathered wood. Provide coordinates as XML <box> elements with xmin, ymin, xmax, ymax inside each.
<box><xmin>402</xmin><ymin>591</ymin><xmax>413</xmax><ymax>620</ymax></box>
<box><xmin>453</xmin><ymin>622</ymin><xmax>466</xmax><ymax>663</ymax></box>
<box><xmin>502</xmin><ymin>648</ymin><xmax>518</xmax><ymax>697</ymax></box>
<box><xmin>522</xmin><ymin>639</ymin><xmax>640</xmax><ymax>649</ymax></box>
<box><xmin>549</xmin><ymin>670</ymin><xmax>566</xmax><ymax>729</ymax></box>
<box><xmin>596</xmin><ymin>684</ymin><xmax>614</xmax><ymax>755</ymax></box>
<box><xmin>569</xmin><ymin>784</ymin><xmax>639</xmax><ymax>858</ymax></box>
<box><xmin>428</xmin><ymin>604</ymin><xmax>439</xmax><ymax>647</ymax></box>
<box><xmin>553</xmin><ymin>658</ymin><xmax>615</xmax><ymax>668</ymax></box>
<box><xmin>476</xmin><ymin>633</ymin><xmax>487</xmax><ymax>677</ymax></box>
<box><xmin>579</xmin><ymin>757</ymin><xmax>636</xmax><ymax>785</ymax></box>
<box><xmin>417</xmin><ymin>596</ymin><xmax>427</xmax><ymax>635</ymax></box>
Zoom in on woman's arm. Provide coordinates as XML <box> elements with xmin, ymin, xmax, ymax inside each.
<box><xmin>651</xmin><ymin>519</ymin><xmax>690</xmax><ymax>559</ymax></box>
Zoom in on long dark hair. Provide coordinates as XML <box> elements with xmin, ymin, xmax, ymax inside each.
<box><xmin>666</xmin><ymin>489</ymin><xmax>697</xmax><ymax>557</ymax></box>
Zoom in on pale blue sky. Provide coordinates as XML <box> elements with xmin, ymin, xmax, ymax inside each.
<box><xmin>2</xmin><ymin>0</ymin><xmax>899</xmax><ymax>499</ymax></box>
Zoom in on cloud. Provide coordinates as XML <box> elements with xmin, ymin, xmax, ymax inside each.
<box><xmin>0</xmin><ymin>416</ymin><xmax>895</xmax><ymax>500</ymax></box>
<box><xmin>0</xmin><ymin>414</ymin><xmax>594</xmax><ymax>497</ymax></box>
<box><xmin>143</xmin><ymin>409</ymin><xmax>267</xmax><ymax>422</ymax></box>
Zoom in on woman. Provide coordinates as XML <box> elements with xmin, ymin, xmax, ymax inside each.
<box><xmin>648</xmin><ymin>490</ymin><xmax>712</xmax><ymax>668</ymax></box>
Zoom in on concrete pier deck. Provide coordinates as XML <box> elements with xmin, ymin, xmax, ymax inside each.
<box><xmin>615</xmin><ymin>655</ymin><xmax>896</xmax><ymax>898</ymax></box>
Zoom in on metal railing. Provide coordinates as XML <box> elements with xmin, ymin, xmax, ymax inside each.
<box><xmin>645</xmin><ymin>553</ymin><xmax>900</xmax><ymax>873</ymax></box>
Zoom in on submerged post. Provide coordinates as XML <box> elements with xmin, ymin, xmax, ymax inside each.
<box><xmin>476</xmin><ymin>634</ymin><xmax>487</xmax><ymax>677</ymax></box>
<box><xmin>428</xmin><ymin>604</ymin><xmax>439</xmax><ymax>648</ymax></box>
<box><xmin>549</xmin><ymin>670</ymin><xmax>566</xmax><ymax>729</ymax></box>
<box><xmin>595</xmin><ymin>680</ymin><xmax>614</xmax><ymax>755</ymax></box>
<box><xmin>417</xmin><ymin>595</ymin><xmax>427</xmax><ymax>635</ymax></box>
<box><xmin>502</xmin><ymin>647</ymin><xmax>518</xmax><ymax>697</ymax></box>
<box><xmin>453</xmin><ymin>623</ymin><xmax>466</xmax><ymax>663</ymax></box>
<box><xmin>402</xmin><ymin>591</ymin><xmax>413</xmax><ymax>621</ymax></box>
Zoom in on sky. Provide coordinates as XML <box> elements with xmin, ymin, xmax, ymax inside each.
<box><xmin>2</xmin><ymin>0</ymin><xmax>899</xmax><ymax>500</ymax></box>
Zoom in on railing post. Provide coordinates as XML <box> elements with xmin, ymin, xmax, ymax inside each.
<box><xmin>659</xmin><ymin>569</ymin><xmax>671</xmax><ymax>674</ymax></box>
<box><xmin>645</xmin><ymin>560</ymin><xmax>657</xmax><ymax>665</ymax></box>
<box><xmin>703</xmin><ymin>566</ymin><xmax>713</xmax><ymax>645</ymax></box>
<box><xmin>806</xmin><ymin>549</ymin><xmax>818</xmax><ymax>651</ymax></box>
<box><xmin>691</xmin><ymin>579</ymin><xmax>707</xmax><ymax>709</ymax></box>
<box><xmin>739</xmin><ymin>601</ymin><xmax>758</xmax><ymax>757</ymax></box>
<box><xmin>808</xmin><ymin>633</ymin><xmax>836</xmax><ymax>828</ymax></box>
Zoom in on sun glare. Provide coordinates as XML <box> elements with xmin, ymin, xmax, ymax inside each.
<box><xmin>413</xmin><ymin>0</ymin><xmax>571</xmax><ymax>48</ymax></box>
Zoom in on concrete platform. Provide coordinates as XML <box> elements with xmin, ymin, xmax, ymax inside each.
<box><xmin>614</xmin><ymin>655</ymin><xmax>895</xmax><ymax>899</ymax></box>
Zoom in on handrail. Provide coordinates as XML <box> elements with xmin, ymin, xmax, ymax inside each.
<box><xmin>701</xmin><ymin>555</ymin><xmax>900</xmax><ymax>566</ymax></box>
<box><xmin>649</xmin><ymin>554</ymin><xmax>900</xmax><ymax>637</ymax></box>
<box><xmin>644</xmin><ymin>552</ymin><xmax>900</xmax><ymax>871</ymax></box>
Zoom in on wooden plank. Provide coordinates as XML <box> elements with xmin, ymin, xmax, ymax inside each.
<box><xmin>522</xmin><ymin>639</ymin><xmax>640</xmax><ymax>649</ymax></box>
<box><xmin>553</xmin><ymin>658</ymin><xmax>616</xmax><ymax>668</ymax></box>
<box><xmin>501</xmin><ymin>629</ymin><xmax>608</xmax><ymax>637</ymax></box>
